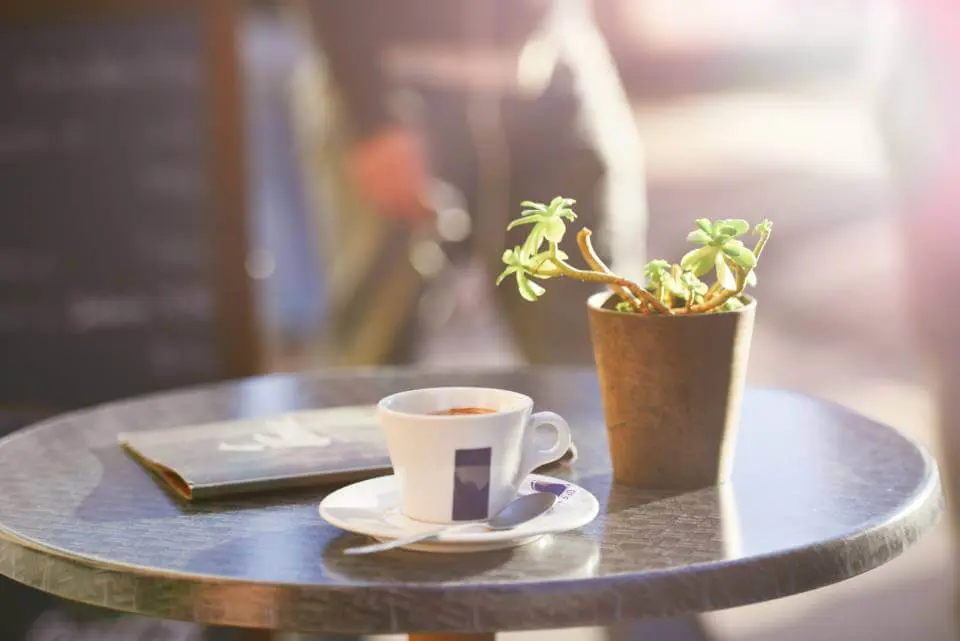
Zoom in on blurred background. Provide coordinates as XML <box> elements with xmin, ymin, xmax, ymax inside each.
<box><xmin>1</xmin><ymin>0</ymin><xmax>958</xmax><ymax>639</ymax></box>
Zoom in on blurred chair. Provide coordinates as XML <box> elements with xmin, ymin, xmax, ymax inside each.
<box><xmin>0</xmin><ymin>1</ymin><xmax>265</xmax><ymax>639</ymax></box>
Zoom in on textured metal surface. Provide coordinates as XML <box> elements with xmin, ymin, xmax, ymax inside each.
<box><xmin>0</xmin><ymin>367</ymin><xmax>943</xmax><ymax>634</ymax></box>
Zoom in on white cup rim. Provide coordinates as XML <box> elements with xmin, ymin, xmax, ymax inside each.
<box><xmin>377</xmin><ymin>386</ymin><xmax>533</xmax><ymax>421</ymax></box>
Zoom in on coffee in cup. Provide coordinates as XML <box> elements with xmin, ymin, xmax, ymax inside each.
<box><xmin>430</xmin><ymin>407</ymin><xmax>497</xmax><ymax>416</ymax></box>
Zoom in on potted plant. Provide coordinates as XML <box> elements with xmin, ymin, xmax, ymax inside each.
<box><xmin>497</xmin><ymin>197</ymin><xmax>772</xmax><ymax>489</ymax></box>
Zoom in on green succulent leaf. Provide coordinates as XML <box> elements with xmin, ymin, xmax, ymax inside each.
<box><xmin>754</xmin><ymin>219</ymin><xmax>773</xmax><ymax>236</ymax></box>
<box><xmin>520</xmin><ymin>200</ymin><xmax>548</xmax><ymax>211</ymax></box>
<box><xmin>529</xmin><ymin>249</ymin><xmax>567</xmax><ymax>278</ymax></box>
<box><xmin>680</xmin><ymin>245</ymin><xmax>717</xmax><ymax>277</ymax></box>
<box><xmin>720</xmin><ymin>239</ymin><xmax>745</xmax><ymax>257</ymax></box>
<box><xmin>715</xmin><ymin>253</ymin><xmax>737</xmax><ymax>290</ymax></box>
<box><xmin>686</xmin><ymin>229</ymin><xmax>712</xmax><ymax>244</ymax></box>
<box><xmin>680</xmin><ymin>271</ymin><xmax>708</xmax><ymax>295</ymax></box>
<box><xmin>643</xmin><ymin>259</ymin><xmax>671</xmax><ymax>281</ymax></box>
<box><xmin>644</xmin><ymin>259</ymin><xmax>677</xmax><ymax>299</ymax></box>
<box><xmin>730</xmin><ymin>246</ymin><xmax>757</xmax><ymax>270</ymax></box>
<box><xmin>495</xmin><ymin>266</ymin><xmax>517</xmax><ymax>286</ymax></box>
<box><xmin>721</xmin><ymin>297</ymin><xmax>745</xmax><ymax>311</ymax></box>
<box><xmin>696</xmin><ymin>219</ymin><xmax>713</xmax><ymax>235</ymax></box>
<box><xmin>501</xmin><ymin>246</ymin><xmax>525</xmax><ymax>267</ymax></box>
<box><xmin>721</xmin><ymin>245</ymin><xmax>740</xmax><ymax>257</ymax></box>
<box><xmin>516</xmin><ymin>271</ymin><xmax>545</xmax><ymax>302</ymax></box>
<box><xmin>521</xmin><ymin>226</ymin><xmax>546</xmax><ymax>258</ymax></box>
<box><xmin>614</xmin><ymin>300</ymin><xmax>634</xmax><ymax>313</ymax></box>
<box><xmin>497</xmin><ymin>247</ymin><xmax>523</xmax><ymax>284</ymax></box>
<box><xmin>507</xmin><ymin>214</ymin><xmax>542</xmax><ymax>231</ymax></box>
<box><xmin>726</xmin><ymin>220</ymin><xmax>750</xmax><ymax>235</ymax></box>
<box><xmin>667</xmin><ymin>278</ymin><xmax>687</xmax><ymax>298</ymax></box>
<box><xmin>543</xmin><ymin>216</ymin><xmax>566</xmax><ymax>242</ymax></box>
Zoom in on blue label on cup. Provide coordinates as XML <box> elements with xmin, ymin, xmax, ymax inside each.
<box><xmin>452</xmin><ymin>447</ymin><xmax>492</xmax><ymax>521</ymax></box>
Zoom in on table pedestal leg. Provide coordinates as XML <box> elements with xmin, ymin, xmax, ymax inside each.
<box><xmin>233</xmin><ymin>630</ymin><xmax>274</xmax><ymax>641</ymax></box>
<box><xmin>410</xmin><ymin>634</ymin><xmax>495</xmax><ymax>641</ymax></box>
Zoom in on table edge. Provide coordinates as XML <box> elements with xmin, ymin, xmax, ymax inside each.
<box><xmin>0</xmin><ymin>458</ymin><xmax>943</xmax><ymax>633</ymax></box>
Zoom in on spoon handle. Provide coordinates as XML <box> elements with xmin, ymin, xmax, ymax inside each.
<box><xmin>343</xmin><ymin>523</ymin><xmax>476</xmax><ymax>555</ymax></box>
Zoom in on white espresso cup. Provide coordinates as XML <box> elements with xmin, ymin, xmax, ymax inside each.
<box><xmin>377</xmin><ymin>387</ymin><xmax>572</xmax><ymax>524</ymax></box>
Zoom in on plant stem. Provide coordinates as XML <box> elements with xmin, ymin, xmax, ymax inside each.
<box><xmin>686</xmin><ymin>287</ymin><xmax>734</xmax><ymax>314</ymax></box>
<box><xmin>574</xmin><ymin>230</ymin><xmax>645</xmax><ymax>312</ymax></box>
<box><xmin>554</xmin><ymin>237</ymin><xmax>672</xmax><ymax>314</ymax></box>
<box><xmin>752</xmin><ymin>230</ymin><xmax>771</xmax><ymax>264</ymax></box>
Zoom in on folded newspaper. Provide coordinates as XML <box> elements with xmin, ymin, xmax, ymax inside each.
<box><xmin>119</xmin><ymin>405</ymin><xmax>577</xmax><ymax>501</ymax></box>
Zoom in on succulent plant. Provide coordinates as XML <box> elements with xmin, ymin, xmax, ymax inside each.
<box><xmin>496</xmin><ymin>196</ymin><xmax>772</xmax><ymax>315</ymax></box>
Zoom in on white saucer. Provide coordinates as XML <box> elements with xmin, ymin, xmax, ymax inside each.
<box><xmin>319</xmin><ymin>473</ymin><xmax>599</xmax><ymax>553</ymax></box>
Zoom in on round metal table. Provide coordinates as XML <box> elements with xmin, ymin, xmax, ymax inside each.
<box><xmin>0</xmin><ymin>367</ymin><xmax>943</xmax><ymax>639</ymax></box>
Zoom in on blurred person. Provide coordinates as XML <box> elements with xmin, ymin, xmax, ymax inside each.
<box><xmin>291</xmin><ymin>5</ymin><xmax>718</xmax><ymax>638</ymax></box>
<box><xmin>294</xmin><ymin>0</ymin><xmax>649</xmax><ymax>366</ymax></box>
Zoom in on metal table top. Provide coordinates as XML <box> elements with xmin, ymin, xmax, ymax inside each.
<box><xmin>0</xmin><ymin>367</ymin><xmax>942</xmax><ymax>634</ymax></box>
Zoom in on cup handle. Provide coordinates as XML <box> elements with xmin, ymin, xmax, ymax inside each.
<box><xmin>515</xmin><ymin>411</ymin><xmax>572</xmax><ymax>486</ymax></box>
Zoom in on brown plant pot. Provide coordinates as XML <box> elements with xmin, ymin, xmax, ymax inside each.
<box><xmin>587</xmin><ymin>291</ymin><xmax>756</xmax><ymax>490</ymax></box>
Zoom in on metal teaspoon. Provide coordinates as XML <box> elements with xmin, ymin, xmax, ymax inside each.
<box><xmin>342</xmin><ymin>491</ymin><xmax>558</xmax><ymax>555</ymax></box>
